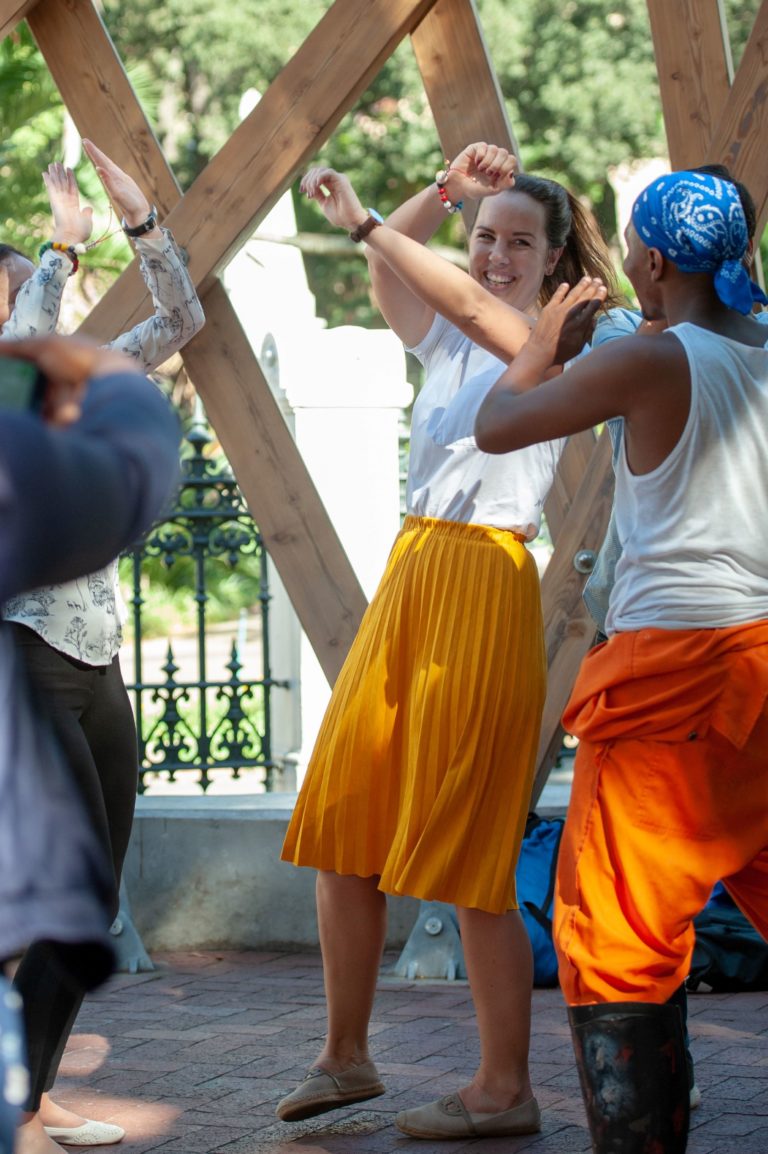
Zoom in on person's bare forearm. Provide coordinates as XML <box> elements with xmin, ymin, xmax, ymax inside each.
<box><xmin>365</xmin><ymin>224</ymin><xmax>531</xmax><ymax>361</ymax></box>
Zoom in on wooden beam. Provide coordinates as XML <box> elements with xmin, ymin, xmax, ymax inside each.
<box><xmin>646</xmin><ymin>0</ymin><xmax>732</xmax><ymax>168</ymax></box>
<box><xmin>28</xmin><ymin>0</ymin><xmax>182</xmax><ymax>216</ymax></box>
<box><xmin>181</xmin><ymin>282</ymin><xmax>368</xmax><ymax>680</ymax></box>
<box><xmin>68</xmin><ymin>0</ymin><xmax>438</xmax><ymax>341</ymax></box>
<box><xmin>0</xmin><ymin>0</ymin><xmax>37</xmax><ymax>39</ymax></box>
<box><xmin>27</xmin><ymin>0</ymin><xmax>368</xmax><ymax>685</ymax></box>
<box><xmin>705</xmin><ymin>0</ymin><xmax>768</xmax><ymax>230</ymax></box>
<box><xmin>543</xmin><ymin>429</ymin><xmax>598</xmax><ymax>546</ymax></box>
<box><xmin>531</xmin><ymin>429</ymin><xmax>614</xmax><ymax>806</ymax></box>
<box><xmin>411</xmin><ymin>0</ymin><xmax>518</xmax><ymax>168</ymax></box>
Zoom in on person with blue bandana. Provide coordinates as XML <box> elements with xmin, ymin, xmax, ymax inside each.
<box><xmin>473</xmin><ymin>169</ymin><xmax>768</xmax><ymax>1153</ymax></box>
<box><xmin>580</xmin><ymin>165</ymin><xmax>768</xmax><ymax>1119</ymax></box>
<box><xmin>585</xmin><ymin>164</ymin><xmax>768</xmax><ymax>637</ymax></box>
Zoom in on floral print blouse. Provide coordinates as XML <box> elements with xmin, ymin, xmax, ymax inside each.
<box><xmin>2</xmin><ymin>229</ymin><xmax>204</xmax><ymax>663</ymax></box>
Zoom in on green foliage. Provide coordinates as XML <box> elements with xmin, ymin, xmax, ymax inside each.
<box><xmin>0</xmin><ymin>26</ymin><xmax>63</xmax><ymax>256</ymax></box>
<box><xmin>479</xmin><ymin>0</ymin><xmax>666</xmax><ymax>235</ymax></box>
<box><xmin>101</xmin><ymin>0</ymin><xmax>333</xmax><ymax>187</ymax></box>
<box><xmin>2</xmin><ymin>1</ymin><xmax>765</xmax><ymax>321</ymax></box>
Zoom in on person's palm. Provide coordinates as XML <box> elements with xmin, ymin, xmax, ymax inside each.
<box><xmin>531</xmin><ymin>279</ymin><xmax>608</xmax><ymax>365</ymax></box>
<box><xmin>300</xmin><ymin>168</ymin><xmax>365</xmax><ymax>231</ymax></box>
<box><xmin>43</xmin><ymin>164</ymin><xmax>93</xmax><ymax>245</ymax></box>
<box><xmin>83</xmin><ymin>139</ymin><xmax>150</xmax><ymax>223</ymax></box>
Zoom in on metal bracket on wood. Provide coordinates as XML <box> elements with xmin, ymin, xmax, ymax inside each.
<box><xmin>392</xmin><ymin>900</ymin><xmax>465</xmax><ymax>981</ymax></box>
<box><xmin>109</xmin><ymin>879</ymin><xmax>154</xmax><ymax>974</ymax></box>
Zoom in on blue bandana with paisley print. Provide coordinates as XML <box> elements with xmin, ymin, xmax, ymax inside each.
<box><xmin>632</xmin><ymin>171</ymin><xmax>768</xmax><ymax>315</ymax></box>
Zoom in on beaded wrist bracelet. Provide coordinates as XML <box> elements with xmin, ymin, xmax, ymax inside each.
<box><xmin>39</xmin><ymin>240</ymin><xmax>79</xmax><ymax>275</ymax></box>
<box><xmin>435</xmin><ymin>163</ymin><xmax>464</xmax><ymax>214</ymax></box>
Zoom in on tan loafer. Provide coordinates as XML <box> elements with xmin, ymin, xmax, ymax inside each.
<box><xmin>276</xmin><ymin>1059</ymin><xmax>385</xmax><ymax>1122</ymax></box>
<box><xmin>395</xmin><ymin>1091</ymin><xmax>541</xmax><ymax>1139</ymax></box>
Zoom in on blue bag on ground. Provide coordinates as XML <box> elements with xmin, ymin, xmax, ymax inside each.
<box><xmin>515</xmin><ymin>813</ymin><xmax>564</xmax><ymax>987</ymax></box>
<box><xmin>687</xmin><ymin>882</ymin><xmax>768</xmax><ymax>993</ymax></box>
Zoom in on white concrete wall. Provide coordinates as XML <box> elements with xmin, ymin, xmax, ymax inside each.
<box><xmin>124</xmin><ymin>795</ymin><xmax>420</xmax><ymax>950</ymax></box>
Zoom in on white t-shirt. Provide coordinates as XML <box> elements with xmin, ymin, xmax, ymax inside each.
<box><xmin>406</xmin><ymin>314</ymin><xmax>565</xmax><ymax>537</ymax></box>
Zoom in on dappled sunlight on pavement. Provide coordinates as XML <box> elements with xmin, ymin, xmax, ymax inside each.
<box><xmin>50</xmin><ymin>950</ymin><xmax>768</xmax><ymax>1153</ymax></box>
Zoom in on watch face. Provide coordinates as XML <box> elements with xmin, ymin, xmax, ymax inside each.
<box><xmin>367</xmin><ymin>208</ymin><xmax>384</xmax><ymax>224</ymax></box>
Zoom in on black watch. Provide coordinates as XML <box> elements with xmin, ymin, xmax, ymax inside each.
<box><xmin>349</xmin><ymin>208</ymin><xmax>383</xmax><ymax>243</ymax></box>
<box><xmin>123</xmin><ymin>206</ymin><xmax>158</xmax><ymax>238</ymax></box>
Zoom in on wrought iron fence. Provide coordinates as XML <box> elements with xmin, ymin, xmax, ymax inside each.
<box><xmin>121</xmin><ymin>415</ymin><xmax>290</xmax><ymax>792</ymax></box>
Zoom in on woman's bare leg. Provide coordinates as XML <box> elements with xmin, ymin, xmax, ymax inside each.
<box><xmin>455</xmin><ymin>907</ymin><xmax>534</xmax><ymax>1113</ymax></box>
<box><xmin>313</xmin><ymin>871</ymin><xmax>387</xmax><ymax>1071</ymax></box>
<box><xmin>14</xmin><ymin>1113</ymin><xmax>65</xmax><ymax>1153</ymax></box>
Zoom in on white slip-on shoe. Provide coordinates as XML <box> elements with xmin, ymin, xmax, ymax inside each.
<box><xmin>44</xmin><ymin>1120</ymin><xmax>125</xmax><ymax>1146</ymax></box>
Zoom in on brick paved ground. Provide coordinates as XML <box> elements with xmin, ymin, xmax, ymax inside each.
<box><xmin>53</xmin><ymin>951</ymin><xmax>768</xmax><ymax>1154</ymax></box>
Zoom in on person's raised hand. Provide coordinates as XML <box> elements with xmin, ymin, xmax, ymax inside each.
<box><xmin>442</xmin><ymin>142</ymin><xmax>518</xmax><ymax>203</ymax></box>
<box><xmin>43</xmin><ymin>163</ymin><xmax>93</xmax><ymax>247</ymax></box>
<box><xmin>0</xmin><ymin>334</ymin><xmax>139</xmax><ymax>427</ymax></box>
<box><xmin>300</xmin><ymin>168</ymin><xmax>368</xmax><ymax>233</ymax></box>
<box><xmin>529</xmin><ymin>277</ymin><xmax>608</xmax><ymax>367</ymax></box>
<box><xmin>83</xmin><ymin>139</ymin><xmax>159</xmax><ymax>233</ymax></box>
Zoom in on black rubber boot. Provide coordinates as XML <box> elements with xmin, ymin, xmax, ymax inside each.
<box><xmin>568</xmin><ymin>1001</ymin><xmax>690</xmax><ymax>1153</ymax></box>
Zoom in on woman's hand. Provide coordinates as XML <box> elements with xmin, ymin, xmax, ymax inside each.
<box><xmin>300</xmin><ymin>167</ymin><xmax>369</xmax><ymax>233</ymax></box>
<box><xmin>528</xmin><ymin>278</ymin><xmax>608</xmax><ymax>369</ymax></box>
<box><xmin>83</xmin><ymin>139</ymin><xmax>159</xmax><ymax>232</ymax></box>
<box><xmin>0</xmin><ymin>334</ymin><xmax>137</xmax><ymax>427</ymax></box>
<box><xmin>440</xmin><ymin>142</ymin><xmax>518</xmax><ymax>203</ymax></box>
<box><xmin>43</xmin><ymin>163</ymin><xmax>93</xmax><ymax>246</ymax></box>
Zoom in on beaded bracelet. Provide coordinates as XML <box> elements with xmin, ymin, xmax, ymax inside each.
<box><xmin>39</xmin><ymin>240</ymin><xmax>79</xmax><ymax>275</ymax></box>
<box><xmin>435</xmin><ymin>163</ymin><xmax>464</xmax><ymax>214</ymax></box>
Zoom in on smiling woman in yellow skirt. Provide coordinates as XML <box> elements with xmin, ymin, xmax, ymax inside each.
<box><xmin>278</xmin><ymin>143</ymin><xmax>620</xmax><ymax>1141</ymax></box>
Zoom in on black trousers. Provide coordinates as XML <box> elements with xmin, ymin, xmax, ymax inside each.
<box><xmin>9</xmin><ymin>624</ymin><xmax>138</xmax><ymax>1110</ymax></box>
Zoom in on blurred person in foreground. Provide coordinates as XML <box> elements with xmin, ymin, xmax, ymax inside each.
<box><xmin>0</xmin><ymin>333</ymin><xmax>180</xmax><ymax>1154</ymax></box>
<box><xmin>1</xmin><ymin>141</ymin><xmax>203</xmax><ymax>1150</ymax></box>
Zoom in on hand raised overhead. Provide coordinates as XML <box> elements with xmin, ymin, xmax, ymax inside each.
<box><xmin>443</xmin><ymin>141</ymin><xmax>518</xmax><ymax>202</ymax></box>
<box><xmin>83</xmin><ymin>139</ymin><xmax>158</xmax><ymax>232</ymax></box>
<box><xmin>43</xmin><ymin>163</ymin><xmax>93</xmax><ymax>247</ymax></box>
<box><xmin>300</xmin><ymin>167</ymin><xmax>368</xmax><ymax>232</ymax></box>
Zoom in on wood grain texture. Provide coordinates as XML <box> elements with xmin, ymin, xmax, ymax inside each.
<box><xmin>646</xmin><ymin>0</ymin><xmax>731</xmax><ymax>168</ymax></box>
<box><xmin>531</xmin><ymin>429</ymin><xmax>614</xmax><ymax>806</ymax></box>
<box><xmin>69</xmin><ymin>0</ymin><xmax>438</xmax><ymax>339</ymax></box>
<box><xmin>705</xmin><ymin>0</ymin><xmax>768</xmax><ymax>231</ymax></box>
<box><xmin>26</xmin><ymin>0</ymin><xmax>369</xmax><ymax>684</ymax></box>
<box><xmin>412</xmin><ymin>0</ymin><xmax>519</xmax><ymax>235</ymax></box>
<box><xmin>0</xmin><ymin>0</ymin><xmax>37</xmax><ymax>39</ymax></box>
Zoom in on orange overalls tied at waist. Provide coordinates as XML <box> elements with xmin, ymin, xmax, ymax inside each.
<box><xmin>554</xmin><ymin>621</ymin><xmax>768</xmax><ymax>1006</ymax></box>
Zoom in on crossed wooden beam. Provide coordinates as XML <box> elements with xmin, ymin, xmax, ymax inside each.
<box><xmin>3</xmin><ymin>0</ymin><xmax>767</xmax><ymax>800</ymax></box>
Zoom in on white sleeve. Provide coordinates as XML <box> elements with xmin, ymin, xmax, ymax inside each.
<box><xmin>1</xmin><ymin>250</ymin><xmax>69</xmax><ymax>340</ymax></box>
<box><xmin>106</xmin><ymin>228</ymin><xmax>205</xmax><ymax>372</ymax></box>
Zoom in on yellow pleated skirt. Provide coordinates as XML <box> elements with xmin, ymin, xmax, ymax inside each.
<box><xmin>281</xmin><ymin>515</ymin><xmax>546</xmax><ymax>914</ymax></box>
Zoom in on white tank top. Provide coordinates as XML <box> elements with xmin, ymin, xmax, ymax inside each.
<box><xmin>607</xmin><ymin>321</ymin><xmax>768</xmax><ymax>633</ymax></box>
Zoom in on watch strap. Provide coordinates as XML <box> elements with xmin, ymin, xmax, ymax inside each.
<box><xmin>349</xmin><ymin>214</ymin><xmax>382</xmax><ymax>244</ymax></box>
<box><xmin>123</xmin><ymin>207</ymin><xmax>158</xmax><ymax>238</ymax></box>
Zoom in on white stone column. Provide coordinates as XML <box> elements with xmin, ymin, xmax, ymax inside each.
<box><xmin>271</xmin><ymin>323</ymin><xmax>412</xmax><ymax>781</ymax></box>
